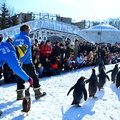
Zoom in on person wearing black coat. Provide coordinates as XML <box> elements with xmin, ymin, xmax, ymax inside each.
<box><xmin>86</xmin><ymin>69</ymin><xmax>99</xmax><ymax>98</ymax></box>
<box><xmin>98</xmin><ymin>67</ymin><xmax>110</xmax><ymax>91</ymax></box>
<box><xmin>52</xmin><ymin>41</ymin><xmax>61</xmax><ymax>57</ymax></box>
<box><xmin>106</xmin><ymin>64</ymin><xmax>119</xmax><ymax>83</ymax></box>
<box><xmin>67</xmin><ymin>76</ymin><xmax>87</xmax><ymax>106</ymax></box>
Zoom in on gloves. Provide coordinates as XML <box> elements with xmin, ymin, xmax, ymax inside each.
<box><xmin>28</xmin><ymin>77</ymin><xmax>33</xmax><ymax>85</ymax></box>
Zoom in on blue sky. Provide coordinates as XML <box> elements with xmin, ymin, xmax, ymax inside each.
<box><xmin>1</xmin><ymin>0</ymin><xmax>120</xmax><ymax>22</ymax></box>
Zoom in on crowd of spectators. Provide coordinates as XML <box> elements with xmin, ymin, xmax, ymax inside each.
<box><xmin>31</xmin><ymin>39</ymin><xmax>120</xmax><ymax>77</ymax></box>
<box><xmin>0</xmin><ymin>38</ymin><xmax>120</xmax><ymax>83</ymax></box>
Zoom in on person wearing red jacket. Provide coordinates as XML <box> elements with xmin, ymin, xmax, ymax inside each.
<box><xmin>40</xmin><ymin>40</ymin><xmax>52</xmax><ymax>76</ymax></box>
<box><xmin>40</xmin><ymin>40</ymin><xmax>52</xmax><ymax>58</ymax></box>
<box><xmin>49</xmin><ymin>56</ymin><xmax>60</xmax><ymax>76</ymax></box>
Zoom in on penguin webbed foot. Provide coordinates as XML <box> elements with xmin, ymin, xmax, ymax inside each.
<box><xmin>93</xmin><ymin>96</ymin><xmax>97</xmax><ymax>99</ymax></box>
<box><xmin>21</xmin><ymin>110</ymin><xmax>29</xmax><ymax>116</ymax></box>
<box><xmin>89</xmin><ymin>95</ymin><xmax>97</xmax><ymax>99</ymax></box>
<box><xmin>26</xmin><ymin>112</ymin><xmax>29</xmax><ymax>116</ymax></box>
<box><xmin>71</xmin><ymin>103</ymin><xmax>81</xmax><ymax>107</ymax></box>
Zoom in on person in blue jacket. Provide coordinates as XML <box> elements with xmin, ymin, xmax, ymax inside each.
<box><xmin>13</xmin><ymin>24</ymin><xmax>46</xmax><ymax>100</ymax></box>
<box><xmin>0</xmin><ymin>35</ymin><xmax>33</xmax><ymax>83</ymax></box>
<box><xmin>0</xmin><ymin>34</ymin><xmax>33</xmax><ymax>115</ymax></box>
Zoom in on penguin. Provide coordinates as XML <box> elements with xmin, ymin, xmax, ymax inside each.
<box><xmin>106</xmin><ymin>64</ymin><xmax>119</xmax><ymax>83</ymax></box>
<box><xmin>86</xmin><ymin>69</ymin><xmax>99</xmax><ymax>98</ymax></box>
<box><xmin>94</xmin><ymin>59</ymin><xmax>105</xmax><ymax>73</ymax></box>
<box><xmin>67</xmin><ymin>76</ymin><xmax>87</xmax><ymax>106</ymax></box>
<box><xmin>116</xmin><ymin>71</ymin><xmax>120</xmax><ymax>88</ymax></box>
<box><xmin>98</xmin><ymin>67</ymin><xmax>110</xmax><ymax>91</ymax></box>
<box><xmin>99</xmin><ymin>60</ymin><xmax>105</xmax><ymax>73</ymax></box>
<box><xmin>21</xmin><ymin>86</ymin><xmax>31</xmax><ymax>116</ymax></box>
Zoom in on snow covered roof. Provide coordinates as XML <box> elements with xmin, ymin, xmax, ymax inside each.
<box><xmin>80</xmin><ymin>24</ymin><xmax>120</xmax><ymax>44</ymax></box>
<box><xmin>90</xmin><ymin>24</ymin><xmax>118</xmax><ymax>30</ymax></box>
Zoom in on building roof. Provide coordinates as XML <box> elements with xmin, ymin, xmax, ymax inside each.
<box><xmin>80</xmin><ymin>24</ymin><xmax>120</xmax><ymax>44</ymax></box>
<box><xmin>90</xmin><ymin>24</ymin><xmax>118</xmax><ymax>30</ymax></box>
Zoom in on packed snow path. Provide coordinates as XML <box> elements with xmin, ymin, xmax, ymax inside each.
<box><xmin>0</xmin><ymin>64</ymin><xmax>120</xmax><ymax>120</ymax></box>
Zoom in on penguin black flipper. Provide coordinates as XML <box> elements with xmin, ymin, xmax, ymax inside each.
<box><xmin>82</xmin><ymin>87</ymin><xmax>87</xmax><ymax>101</ymax></box>
<box><xmin>22</xmin><ymin>98</ymin><xmax>28</xmax><ymax>112</ymax></box>
<box><xmin>22</xmin><ymin>98</ymin><xmax>31</xmax><ymax>114</ymax></box>
<box><xmin>67</xmin><ymin>85</ymin><xmax>75</xmax><ymax>96</ymax></box>
<box><xmin>27</xmin><ymin>97</ymin><xmax>31</xmax><ymax>112</ymax></box>
<box><xmin>116</xmin><ymin>72</ymin><xmax>120</xmax><ymax>88</ymax></box>
<box><xmin>105</xmin><ymin>74</ymin><xmax>110</xmax><ymax>81</ymax></box>
<box><xmin>21</xmin><ymin>86</ymin><xmax>31</xmax><ymax>113</ymax></box>
<box><xmin>106</xmin><ymin>70</ymin><xmax>113</xmax><ymax>74</ymax></box>
<box><xmin>85</xmin><ymin>78</ymin><xmax>90</xmax><ymax>84</ymax></box>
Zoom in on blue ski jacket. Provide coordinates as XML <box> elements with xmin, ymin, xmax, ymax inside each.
<box><xmin>0</xmin><ymin>41</ymin><xmax>30</xmax><ymax>81</ymax></box>
<box><xmin>13</xmin><ymin>31</ymin><xmax>32</xmax><ymax>64</ymax></box>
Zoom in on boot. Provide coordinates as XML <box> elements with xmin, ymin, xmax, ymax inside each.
<box><xmin>16</xmin><ymin>89</ymin><xmax>24</xmax><ymax>100</ymax></box>
<box><xmin>33</xmin><ymin>88</ymin><xmax>46</xmax><ymax>100</ymax></box>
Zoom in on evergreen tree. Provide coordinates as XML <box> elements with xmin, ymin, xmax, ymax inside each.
<box><xmin>0</xmin><ymin>3</ymin><xmax>11</xmax><ymax>29</ymax></box>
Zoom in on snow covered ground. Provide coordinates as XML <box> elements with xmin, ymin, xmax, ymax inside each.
<box><xmin>0</xmin><ymin>63</ymin><xmax>120</xmax><ymax>120</ymax></box>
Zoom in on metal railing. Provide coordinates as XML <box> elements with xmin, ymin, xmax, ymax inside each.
<box><xmin>0</xmin><ymin>18</ymin><xmax>81</xmax><ymax>38</ymax></box>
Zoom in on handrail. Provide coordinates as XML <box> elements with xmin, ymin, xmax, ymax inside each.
<box><xmin>0</xmin><ymin>18</ymin><xmax>81</xmax><ymax>38</ymax></box>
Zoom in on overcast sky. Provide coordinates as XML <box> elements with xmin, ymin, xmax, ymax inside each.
<box><xmin>1</xmin><ymin>0</ymin><xmax>120</xmax><ymax>22</ymax></box>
